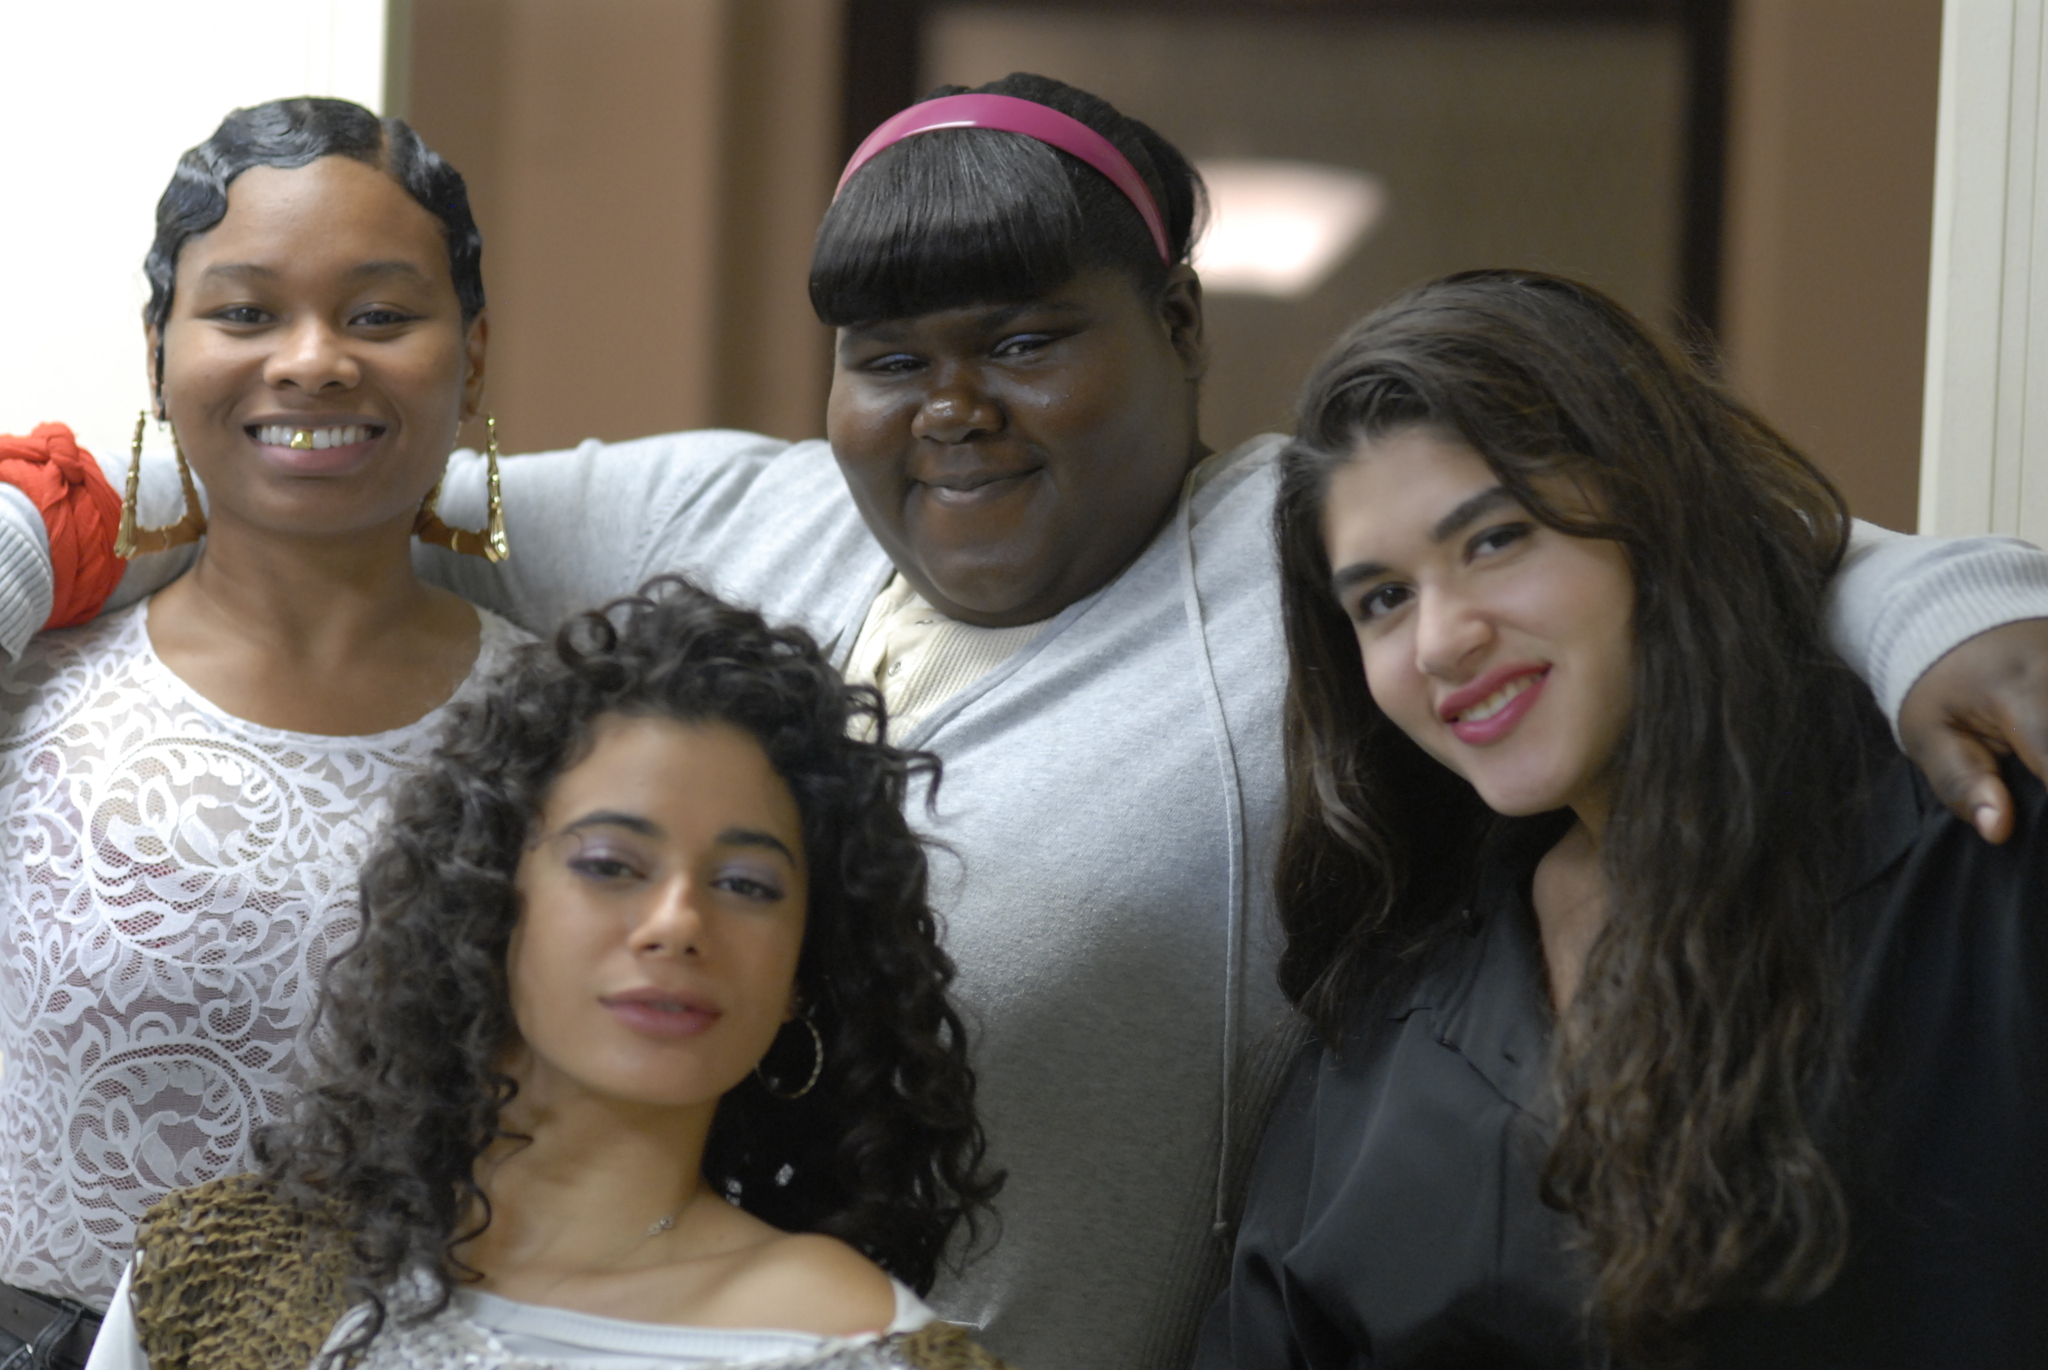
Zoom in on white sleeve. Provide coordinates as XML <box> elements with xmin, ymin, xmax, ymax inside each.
<box><xmin>0</xmin><ymin>482</ymin><xmax>53</xmax><ymax>663</ymax></box>
<box><xmin>1828</xmin><ymin>518</ymin><xmax>2048</xmax><ymax>726</ymax></box>
<box><xmin>887</xmin><ymin>1279</ymin><xmax>940</xmax><ymax>1334</ymax></box>
<box><xmin>82</xmin><ymin>1265</ymin><xmax>149</xmax><ymax>1370</ymax></box>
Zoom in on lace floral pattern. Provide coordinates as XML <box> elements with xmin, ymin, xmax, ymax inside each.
<box><xmin>0</xmin><ymin>602</ymin><xmax>527</xmax><ymax>1305</ymax></box>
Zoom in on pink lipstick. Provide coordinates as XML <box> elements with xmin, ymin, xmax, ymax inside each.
<box><xmin>1440</xmin><ymin>665</ymin><xmax>1550</xmax><ymax>746</ymax></box>
<box><xmin>600</xmin><ymin>988</ymin><xmax>721</xmax><ymax>1040</ymax></box>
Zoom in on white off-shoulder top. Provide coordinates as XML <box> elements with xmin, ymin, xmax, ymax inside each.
<box><xmin>85</xmin><ymin>1266</ymin><xmax>938</xmax><ymax>1370</ymax></box>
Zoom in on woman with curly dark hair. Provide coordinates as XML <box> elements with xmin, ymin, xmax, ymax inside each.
<box><xmin>1196</xmin><ymin>272</ymin><xmax>2048</xmax><ymax>1369</ymax></box>
<box><xmin>83</xmin><ymin>577</ymin><xmax>1006</xmax><ymax>1370</ymax></box>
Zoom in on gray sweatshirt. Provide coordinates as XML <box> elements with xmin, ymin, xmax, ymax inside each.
<box><xmin>4</xmin><ymin>431</ymin><xmax>2047</xmax><ymax>1370</ymax></box>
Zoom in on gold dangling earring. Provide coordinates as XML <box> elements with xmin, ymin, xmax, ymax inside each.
<box><xmin>414</xmin><ymin>414</ymin><xmax>510</xmax><ymax>562</ymax></box>
<box><xmin>114</xmin><ymin>410</ymin><xmax>208</xmax><ymax>560</ymax></box>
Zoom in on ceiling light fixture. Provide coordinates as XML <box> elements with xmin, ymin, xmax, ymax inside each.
<box><xmin>1192</xmin><ymin>159</ymin><xmax>1386</xmax><ymax>299</ymax></box>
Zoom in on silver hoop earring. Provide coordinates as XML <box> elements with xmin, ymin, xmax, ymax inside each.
<box><xmin>755</xmin><ymin>1015</ymin><xmax>824</xmax><ymax>1100</ymax></box>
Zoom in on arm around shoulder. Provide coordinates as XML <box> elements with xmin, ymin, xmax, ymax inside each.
<box><xmin>1827</xmin><ymin>519</ymin><xmax>2048</xmax><ymax>725</ymax></box>
<box><xmin>412</xmin><ymin>428</ymin><xmax>815</xmax><ymax>634</ymax></box>
<box><xmin>0</xmin><ymin>424</ymin><xmax>197</xmax><ymax>664</ymax></box>
<box><xmin>1830</xmin><ymin>521</ymin><xmax>2048</xmax><ymax>841</ymax></box>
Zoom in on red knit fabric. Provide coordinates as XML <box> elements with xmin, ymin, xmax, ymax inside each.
<box><xmin>0</xmin><ymin>423</ymin><xmax>124</xmax><ymax>629</ymax></box>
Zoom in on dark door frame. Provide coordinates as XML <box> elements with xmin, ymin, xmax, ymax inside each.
<box><xmin>841</xmin><ymin>0</ymin><xmax>1732</xmax><ymax>334</ymax></box>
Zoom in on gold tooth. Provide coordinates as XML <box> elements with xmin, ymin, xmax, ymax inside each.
<box><xmin>289</xmin><ymin>429</ymin><xmax>314</xmax><ymax>451</ymax></box>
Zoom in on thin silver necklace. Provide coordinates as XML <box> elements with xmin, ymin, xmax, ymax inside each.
<box><xmin>526</xmin><ymin>1187</ymin><xmax>699</xmax><ymax>1304</ymax></box>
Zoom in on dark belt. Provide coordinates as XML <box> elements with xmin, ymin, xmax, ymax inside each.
<box><xmin>0</xmin><ymin>1283</ymin><xmax>100</xmax><ymax>1370</ymax></box>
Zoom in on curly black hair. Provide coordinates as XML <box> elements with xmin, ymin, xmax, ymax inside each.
<box><xmin>254</xmin><ymin>576</ymin><xmax>1001</xmax><ymax>1344</ymax></box>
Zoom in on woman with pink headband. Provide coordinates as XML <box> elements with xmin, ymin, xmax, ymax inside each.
<box><xmin>14</xmin><ymin>72</ymin><xmax>2048</xmax><ymax>1370</ymax></box>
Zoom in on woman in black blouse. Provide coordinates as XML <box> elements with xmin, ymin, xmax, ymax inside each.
<box><xmin>1197</xmin><ymin>270</ymin><xmax>2048</xmax><ymax>1369</ymax></box>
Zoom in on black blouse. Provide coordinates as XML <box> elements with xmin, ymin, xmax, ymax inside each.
<box><xmin>1194</xmin><ymin>754</ymin><xmax>2048</xmax><ymax>1369</ymax></box>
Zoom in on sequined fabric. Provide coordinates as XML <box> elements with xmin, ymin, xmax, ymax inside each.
<box><xmin>350</xmin><ymin>1312</ymin><xmax>1010</xmax><ymax>1370</ymax></box>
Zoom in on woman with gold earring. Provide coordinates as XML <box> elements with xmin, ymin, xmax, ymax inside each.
<box><xmin>0</xmin><ymin>98</ymin><xmax>526</xmax><ymax>1364</ymax></box>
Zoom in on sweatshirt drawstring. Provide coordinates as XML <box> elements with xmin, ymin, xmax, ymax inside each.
<box><xmin>1173</xmin><ymin>473</ymin><xmax>1252</xmax><ymax>1243</ymax></box>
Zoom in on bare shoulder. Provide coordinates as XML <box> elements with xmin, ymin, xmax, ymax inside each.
<box><xmin>719</xmin><ymin>1231</ymin><xmax>899</xmax><ymax>1336</ymax></box>
<box><xmin>696</xmin><ymin>1207</ymin><xmax>899</xmax><ymax>1337</ymax></box>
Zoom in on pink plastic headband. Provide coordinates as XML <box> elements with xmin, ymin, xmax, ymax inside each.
<box><xmin>835</xmin><ymin>93</ymin><xmax>1172</xmax><ymax>263</ymax></box>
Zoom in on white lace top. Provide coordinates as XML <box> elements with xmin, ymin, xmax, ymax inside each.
<box><xmin>0</xmin><ymin>600</ymin><xmax>528</xmax><ymax>1307</ymax></box>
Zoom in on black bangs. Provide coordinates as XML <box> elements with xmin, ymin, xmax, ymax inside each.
<box><xmin>812</xmin><ymin>127</ymin><xmax>1160</xmax><ymax>326</ymax></box>
<box><xmin>810</xmin><ymin>68</ymin><xmax>1207</xmax><ymax>327</ymax></box>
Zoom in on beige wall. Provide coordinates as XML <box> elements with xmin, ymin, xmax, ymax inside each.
<box><xmin>1720</xmin><ymin>0</ymin><xmax>1944</xmax><ymax>531</ymax></box>
<box><xmin>407</xmin><ymin>0</ymin><xmax>841</xmax><ymax>456</ymax></box>
<box><xmin>403</xmin><ymin>0</ymin><xmax>1948</xmax><ymax>502</ymax></box>
<box><xmin>928</xmin><ymin>6</ymin><xmax>1688</xmax><ymax>454</ymax></box>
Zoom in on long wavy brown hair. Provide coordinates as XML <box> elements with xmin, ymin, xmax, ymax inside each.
<box><xmin>1273</xmin><ymin>271</ymin><xmax>1882</xmax><ymax>1360</ymax></box>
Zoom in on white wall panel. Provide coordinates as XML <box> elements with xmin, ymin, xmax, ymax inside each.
<box><xmin>0</xmin><ymin>0</ymin><xmax>392</xmax><ymax>472</ymax></box>
<box><xmin>1922</xmin><ymin>0</ymin><xmax>2048</xmax><ymax>539</ymax></box>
